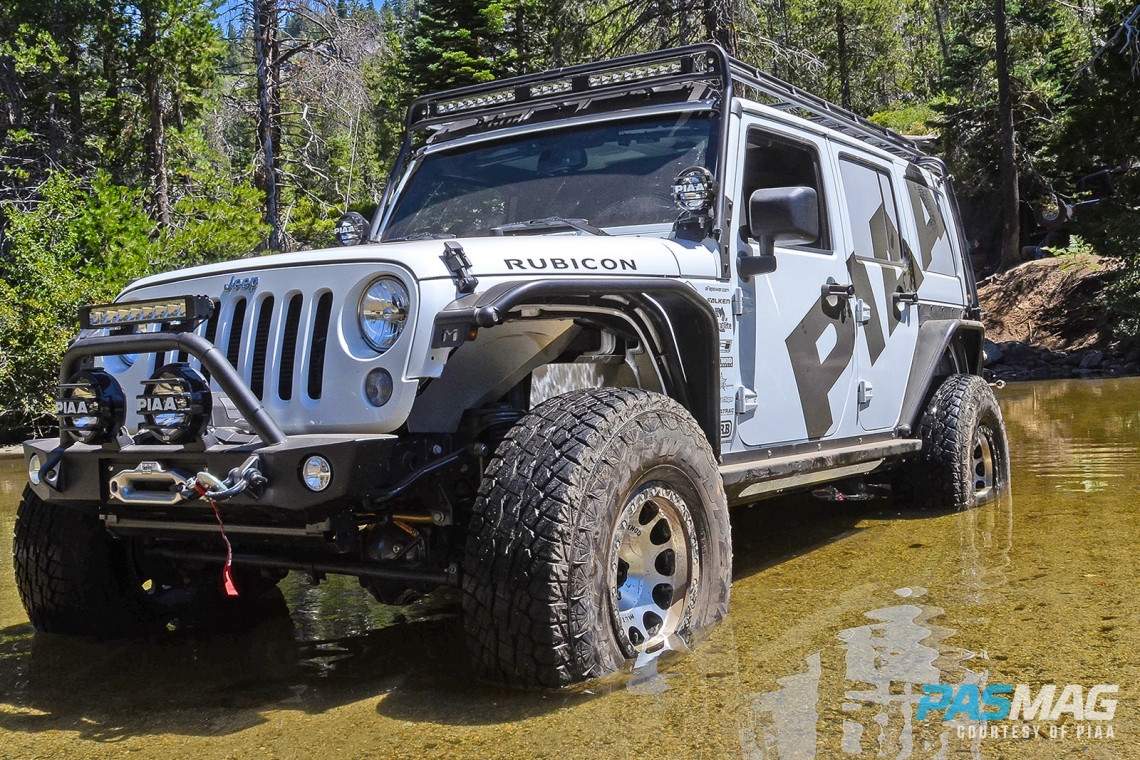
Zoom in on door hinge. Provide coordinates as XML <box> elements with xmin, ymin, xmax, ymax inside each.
<box><xmin>732</xmin><ymin>287</ymin><xmax>746</xmax><ymax>317</ymax></box>
<box><xmin>735</xmin><ymin>386</ymin><xmax>758</xmax><ymax>414</ymax></box>
<box><xmin>857</xmin><ymin>380</ymin><xmax>874</xmax><ymax>405</ymax></box>
<box><xmin>855</xmin><ymin>299</ymin><xmax>872</xmax><ymax>324</ymax></box>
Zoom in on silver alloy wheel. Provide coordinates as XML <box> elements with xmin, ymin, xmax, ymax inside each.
<box><xmin>608</xmin><ymin>484</ymin><xmax>699</xmax><ymax>654</ymax></box>
<box><xmin>972</xmin><ymin>427</ymin><xmax>996</xmax><ymax>501</ymax></box>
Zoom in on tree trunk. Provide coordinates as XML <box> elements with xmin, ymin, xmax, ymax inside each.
<box><xmin>253</xmin><ymin>0</ymin><xmax>282</xmax><ymax>252</ymax></box>
<box><xmin>705</xmin><ymin>0</ymin><xmax>738</xmax><ymax>57</ymax></box>
<box><xmin>995</xmin><ymin>0</ymin><xmax>1021</xmax><ymax>270</ymax></box>
<box><xmin>142</xmin><ymin>4</ymin><xmax>171</xmax><ymax>228</ymax></box>
<box><xmin>933</xmin><ymin>3</ymin><xmax>950</xmax><ymax>68</ymax></box>
<box><xmin>836</xmin><ymin>2</ymin><xmax>851</xmax><ymax>111</ymax></box>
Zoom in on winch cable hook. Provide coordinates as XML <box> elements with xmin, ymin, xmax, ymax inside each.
<box><xmin>178</xmin><ymin>456</ymin><xmax>267</xmax><ymax>597</ymax></box>
<box><xmin>193</xmin><ymin>472</ymin><xmax>239</xmax><ymax>597</ymax></box>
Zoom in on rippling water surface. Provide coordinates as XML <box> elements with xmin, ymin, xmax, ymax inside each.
<box><xmin>2</xmin><ymin>378</ymin><xmax>1140</xmax><ymax>758</ymax></box>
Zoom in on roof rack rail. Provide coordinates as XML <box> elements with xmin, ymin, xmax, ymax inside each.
<box><xmin>722</xmin><ymin>55</ymin><xmax>928</xmax><ymax>164</ymax></box>
<box><xmin>405</xmin><ymin>44</ymin><xmax>727</xmax><ymax>133</ymax></box>
<box><xmin>373</xmin><ymin>44</ymin><xmax>939</xmax><ymax>243</ymax></box>
<box><xmin>402</xmin><ymin>43</ymin><xmax>931</xmax><ymax>166</ymax></box>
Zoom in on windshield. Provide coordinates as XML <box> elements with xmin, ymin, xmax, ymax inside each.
<box><xmin>381</xmin><ymin>111</ymin><xmax>718</xmax><ymax>241</ymax></box>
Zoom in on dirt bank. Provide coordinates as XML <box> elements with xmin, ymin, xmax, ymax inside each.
<box><xmin>977</xmin><ymin>254</ymin><xmax>1137</xmax><ymax>381</ymax></box>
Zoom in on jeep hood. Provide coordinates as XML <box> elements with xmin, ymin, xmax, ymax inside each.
<box><xmin>121</xmin><ymin>236</ymin><xmax>718</xmax><ymax>296</ymax></box>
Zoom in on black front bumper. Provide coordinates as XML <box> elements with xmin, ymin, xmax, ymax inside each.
<box><xmin>33</xmin><ymin>328</ymin><xmax>402</xmax><ymax>514</ymax></box>
<box><xmin>23</xmin><ymin>435</ymin><xmax>398</xmax><ymax>512</ymax></box>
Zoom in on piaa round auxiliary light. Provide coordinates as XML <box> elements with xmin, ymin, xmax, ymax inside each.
<box><xmin>137</xmin><ymin>364</ymin><xmax>212</xmax><ymax>444</ymax></box>
<box><xmin>56</xmin><ymin>369</ymin><xmax>126</xmax><ymax>444</ymax></box>
<box><xmin>671</xmin><ymin>166</ymin><xmax>718</xmax><ymax>215</ymax></box>
<box><xmin>335</xmin><ymin>211</ymin><xmax>369</xmax><ymax>247</ymax></box>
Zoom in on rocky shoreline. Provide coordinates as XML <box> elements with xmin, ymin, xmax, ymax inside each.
<box><xmin>984</xmin><ymin>339</ymin><xmax>1139</xmax><ymax>382</ymax></box>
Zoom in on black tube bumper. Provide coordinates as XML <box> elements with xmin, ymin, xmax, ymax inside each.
<box><xmin>61</xmin><ymin>331</ymin><xmax>287</xmax><ymax>446</ymax></box>
<box><xmin>23</xmin><ymin>434</ymin><xmax>398</xmax><ymax>512</ymax></box>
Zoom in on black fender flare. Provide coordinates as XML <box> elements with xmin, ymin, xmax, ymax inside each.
<box><xmin>898</xmin><ymin>318</ymin><xmax>986</xmax><ymax>434</ymax></box>
<box><xmin>430</xmin><ymin>279</ymin><xmax>721</xmax><ymax>457</ymax></box>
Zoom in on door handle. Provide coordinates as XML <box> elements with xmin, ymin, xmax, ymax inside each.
<box><xmin>893</xmin><ymin>291</ymin><xmax>919</xmax><ymax>306</ymax></box>
<box><xmin>822</xmin><ymin>283</ymin><xmax>855</xmax><ymax>298</ymax></box>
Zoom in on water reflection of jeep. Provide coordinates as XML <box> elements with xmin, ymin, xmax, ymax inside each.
<box><xmin>15</xmin><ymin>44</ymin><xmax>1010</xmax><ymax>687</ymax></box>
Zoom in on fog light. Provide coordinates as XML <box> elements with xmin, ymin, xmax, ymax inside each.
<box><xmin>57</xmin><ymin>369</ymin><xmax>126</xmax><ymax>444</ymax></box>
<box><xmin>137</xmin><ymin>364</ymin><xmax>211</xmax><ymax>444</ymax></box>
<box><xmin>27</xmin><ymin>454</ymin><xmax>42</xmax><ymax>486</ymax></box>
<box><xmin>301</xmin><ymin>455</ymin><xmax>332</xmax><ymax>492</ymax></box>
<box><xmin>365</xmin><ymin>368</ymin><xmax>393</xmax><ymax>407</ymax></box>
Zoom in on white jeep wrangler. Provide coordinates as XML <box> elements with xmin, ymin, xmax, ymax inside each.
<box><xmin>17</xmin><ymin>44</ymin><xmax>1009</xmax><ymax>687</ymax></box>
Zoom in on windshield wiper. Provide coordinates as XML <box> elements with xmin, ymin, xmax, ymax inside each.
<box><xmin>389</xmin><ymin>232</ymin><xmax>457</xmax><ymax>241</ymax></box>
<box><xmin>490</xmin><ymin>217</ymin><xmax>610</xmax><ymax>237</ymax></box>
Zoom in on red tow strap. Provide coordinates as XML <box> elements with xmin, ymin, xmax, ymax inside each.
<box><xmin>196</xmin><ymin>483</ymin><xmax>239</xmax><ymax>597</ymax></box>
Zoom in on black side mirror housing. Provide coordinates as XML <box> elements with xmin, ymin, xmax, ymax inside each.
<box><xmin>739</xmin><ymin>186</ymin><xmax>820</xmax><ymax>278</ymax></box>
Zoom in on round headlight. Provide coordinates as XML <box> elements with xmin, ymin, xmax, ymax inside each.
<box><xmin>57</xmin><ymin>369</ymin><xmax>126</xmax><ymax>444</ymax></box>
<box><xmin>137</xmin><ymin>364</ymin><xmax>211</xmax><ymax>444</ymax></box>
<box><xmin>27</xmin><ymin>454</ymin><xmax>42</xmax><ymax>486</ymax></box>
<box><xmin>301</xmin><ymin>455</ymin><xmax>332</xmax><ymax>492</ymax></box>
<box><xmin>358</xmin><ymin>277</ymin><xmax>409</xmax><ymax>353</ymax></box>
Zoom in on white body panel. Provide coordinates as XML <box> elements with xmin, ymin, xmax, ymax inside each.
<box><xmin>98</xmin><ymin>96</ymin><xmax>971</xmax><ymax>452</ymax></box>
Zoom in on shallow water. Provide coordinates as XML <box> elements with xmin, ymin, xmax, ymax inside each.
<box><xmin>2</xmin><ymin>378</ymin><xmax>1140</xmax><ymax>758</ymax></box>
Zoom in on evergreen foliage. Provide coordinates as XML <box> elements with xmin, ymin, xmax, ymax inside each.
<box><xmin>0</xmin><ymin>0</ymin><xmax>1138</xmax><ymax>434</ymax></box>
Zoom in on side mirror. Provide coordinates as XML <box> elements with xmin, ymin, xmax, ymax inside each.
<box><xmin>739</xmin><ymin>186</ymin><xmax>819</xmax><ymax>278</ymax></box>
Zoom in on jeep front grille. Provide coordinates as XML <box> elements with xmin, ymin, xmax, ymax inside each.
<box><xmin>307</xmin><ymin>292</ymin><xmax>333</xmax><ymax>400</ymax></box>
<box><xmin>115</xmin><ymin>261</ymin><xmax>417</xmax><ymax>436</ymax></box>
<box><xmin>149</xmin><ymin>291</ymin><xmax>332</xmax><ymax>408</ymax></box>
<box><xmin>278</xmin><ymin>294</ymin><xmax>303</xmax><ymax>400</ymax></box>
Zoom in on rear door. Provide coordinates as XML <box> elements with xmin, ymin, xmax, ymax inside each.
<box><xmin>903</xmin><ymin>166</ymin><xmax>969</xmax><ymax>306</ymax></box>
<box><xmin>833</xmin><ymin>151</ymin><xmax>920</xmax><ymax>433</ymax></box>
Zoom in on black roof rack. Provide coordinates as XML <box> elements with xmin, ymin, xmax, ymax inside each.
<box><xmin>404</xmin><ymin>43</ymin><xmax>931</xmax><ymax>165</ymax></box>
<box><xmin>723</xmin><ymin>55</ymin><xmax>928</xmax><ymax>163</ymax></box>
<box><xmin>372</xmin><ymin>44</ymin><xmax>946</xmax><ymax>248</ymax></box>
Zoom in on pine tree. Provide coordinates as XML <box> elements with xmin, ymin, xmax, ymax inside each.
<box><xmin>403</xmin><ymin>0</ymin><xmax>503</xmax><ymax>94</ymax></box>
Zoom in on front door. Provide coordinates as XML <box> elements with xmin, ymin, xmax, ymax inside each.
<box><xmin>732</xmin><ymin>120</ymin><xmax>860</xmax><ymax>448</ymax></box>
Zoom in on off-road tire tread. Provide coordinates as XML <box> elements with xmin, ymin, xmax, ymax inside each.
<box><xmin>462</xmin><ymin>388</ymin><xmax>731</xmax><ymax>688</ymax></box>
<box><xmin>13</xmin><ymin>486</ymin><xmax>150</xmax><ymax>634</ymax></box>
<box><xmin>898</xmin><ymin>374</ymin><xmax>1007</xmax><ymax>511</ymax></box>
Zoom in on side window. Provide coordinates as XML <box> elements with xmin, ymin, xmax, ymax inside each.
<box><xmin>740</xmin><ymin>130</ymin><xmax>830</xmax><ymax>251</ymax></box>
<box><xmin>905</xmin><ymin>178</ymin><xmax>958</xmax><ymax>276</ymax></box>
<box><xmin>839</xmin><ymin>157</ymin><xmax>902</xmax><ymax>263</ymax></box>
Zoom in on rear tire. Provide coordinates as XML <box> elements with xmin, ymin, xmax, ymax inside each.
<box><xmin>896</xmin><ymin>374</ymin><xmax>1010</xmax><ymax>510</ymax></box>
<box><xmin>462</xmin><ymin>388</ymin><xmax>732</xmax><ymax>687</ymax></box>
<box><xmin>13</xmin><ymin>486</ymin><xmax>153</xmax><ymax>635</ymax></box>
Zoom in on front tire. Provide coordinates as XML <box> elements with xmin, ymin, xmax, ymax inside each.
<box><xmin>13</xmin><ymin>486</ymin><xmax>153</xmax><ymax>635</ymax></box>
<box><xmin>462</xmin><ymin>388</ymin><xmax>732</xmax><ymax>687</ymax></box>
<box><xmin>897</xmin><ymin>374</ymin><xmax>1010</xmax><ymax>510</ymax></box>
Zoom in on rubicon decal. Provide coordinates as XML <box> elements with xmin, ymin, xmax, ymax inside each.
<box><xmin>503</xmin><ymin>258</ymin><xmax>637</xmax><ymax>271</ymax></box>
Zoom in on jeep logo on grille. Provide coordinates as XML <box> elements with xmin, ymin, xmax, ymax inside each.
<box><xmin>223</xmin><ymin>275</ymin><xmax>259</xmax><ymax>293</ymax></box>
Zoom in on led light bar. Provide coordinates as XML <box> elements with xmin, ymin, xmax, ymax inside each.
<box><xmin>435</xmin><ymin>88</ymin><xmax>516</xmax><ymax>115</ymax></box>
<box><xmin>79</xmin><ymin>295</ymin><xmax>214</xmax><ymax>330</ymax></box>
<box><xmin>588</xmin><ymin>59</ymin><xmax>683</xmax><ymax>88</ymax></box>
<box><xmin>529</xmin><ymin>79</ymin><xmax>574</xmax><ymax>98</ymax></box>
